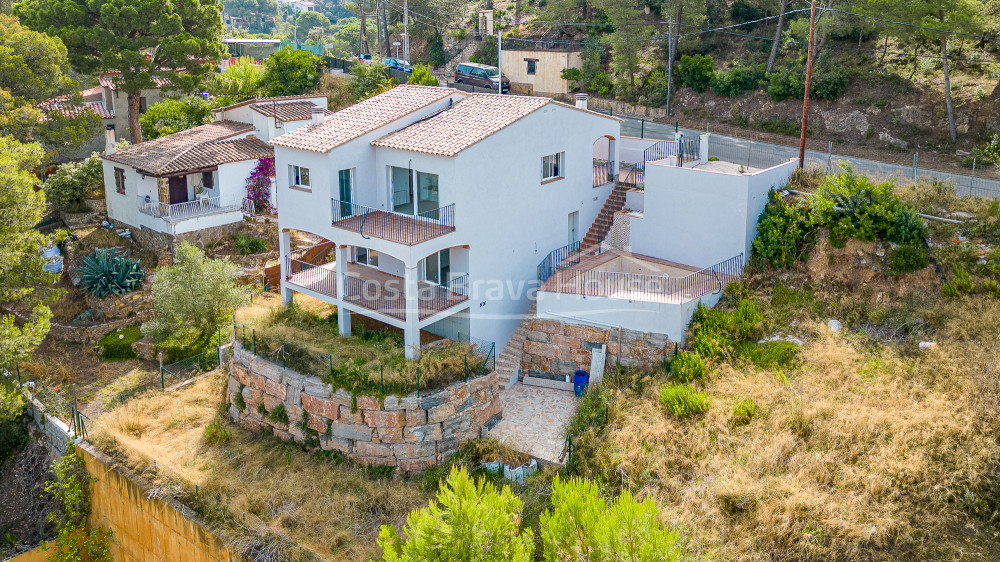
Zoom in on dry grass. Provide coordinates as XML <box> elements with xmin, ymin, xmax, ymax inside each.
<box><xmin>90</xmin><ymin>372</ymin><xmax>434</xmax><ymax>561</ymax></box>
<box><xmin>569</xmin><ymin>218</ymin><xmax>1000</xmax><ymax>560</ymax></box>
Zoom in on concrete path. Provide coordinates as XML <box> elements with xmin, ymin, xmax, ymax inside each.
<box><xmin>487</xmin><ymin>383</ymin><xmax>577</xmax><ymax>464</ymax></box>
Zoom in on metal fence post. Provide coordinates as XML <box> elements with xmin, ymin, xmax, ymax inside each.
<box><xmin>416</xmin><ymin>367</ymin><xmax>420</xmax><ymax>398</ymax></box>
<box><xmin>253</xmin><ymin>329</ymin><xmax>257</xmax><ymax>355</ymax></box>
<box><xmin>913</xmin><ymin>152</ymin><xmax>919</xmax><ymax>193</ymax></box>
<box><xmin>329</xmin><ymin>354</ymin><xmax>333</xmax><ymax>377</ymax></box>
<box><xmin>640</xmin><ymin>119</ymin><xmax>645</xmax><ymax>138</ymax></box>
<box><xmin>464</xmin><ymin>354</ymin><xmax>468</xmax><ymax>382</ymax></box>
<box><xmin>158</xmin><ymin>351</ymin><xmax>164</xmax><ymax>390</ymax></box>
<box><xmin>826</xmin><ymin>140</ymin><xmax>833</xmax><ymax>172</ymax></box>
<box><xmin>380</xmin><ymin>365</ymin><xmax>384</xmax><ymax>395</ymax></box>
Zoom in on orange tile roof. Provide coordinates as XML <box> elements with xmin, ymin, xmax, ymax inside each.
<box><xmin>39</xmin><ymin>99</ymin><xmax>113</xmax><ymax>120</ymax></box>
<box><xmin>250</xmin><ymin>101</ymin><xmax>333</xmax><ymax>121</ymax></box>
<box><xmin>370</xmin><ymin>93</ymin><xmax>550</xmax><ymax>157</ymax></box>
<box><xmin>211</xmin><ymin>94</ymin><xmax>326</xmax><ymax>113</ymax></box>
<box><xmin>103</xmin><ymin>120</ymin><xmax>270</xmax><ymax>175</ymax></box>
<box><xmin>269</xmin><ymin>85</ymin><xmax>459</xmax><ymax>153</ymax></box>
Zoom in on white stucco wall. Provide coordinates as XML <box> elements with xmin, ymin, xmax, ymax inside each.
<box><xmin>619</xmin><ymin>136</ymin><xmax>658</xmax><ymax>165</ymax></box>
<box><xmin>629</xmin><ymin>159</ymin><xmax>796</xmax><ymax>268</ymax></box>
<box><xmin>213</xmin><ymin>96</ymin><xmax>328</xmax><ymax>142</ymax></box>
<box><xmin>275</xmin><ymin>97</ymin><xmax>620</xmax><ymax>354</ymax></box>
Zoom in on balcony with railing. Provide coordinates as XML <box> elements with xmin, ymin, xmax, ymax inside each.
<box><xmin>331</xmin><ymin>200</ymin><xmax>456</xmax><ymax>246</ymax></box>
<box><xmin>343</xmin><ymin>269</ymin><xmax>469</xmax><ymax>321</ymax></box>
<box><xmin>593</xmin><ymin>159</ymin><xmax>614</xmax><ymax>187</ymax></box>
<box><xmin>138</xmin><ymin>196</ymin><xmax>243</xmax><ymax>222</ymax></box>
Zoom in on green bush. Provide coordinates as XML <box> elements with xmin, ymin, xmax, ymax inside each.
<box><xmin>427</xmin><ymin>33</ymin><xmax>445</xmax><ymax>66</ymax></box>
<box><xmin>710</xmin><ymin>67</ymin><xmax>765</xmax><ymax>97</ymax></box>
<box><xmin>766</xmin><ymin>69</ymin><xmax>804</xmax><ymax>101</ymax></box>
<box><xmin>981</xmin><ymin>278</ymin><xmax>1000</xmax><ymax>296</ymax></box>
<box><xmin>757</xmin><ymin>116</ymin><xmax>802</xmax><ymax>136</ymax></box>
<box><xmin>0</xmin><ymin>408</ymin><xmax>28</xmax><ymax>466</ymax></box>
<box><xmin>811</xmin><ymin>165</ymin><xmax>925</xmax><ymax>246</ymax></box>
<box><xmin>96</xmin><ymin>326</ymin><xmax>142</xmax><ymax>361</ymax></box>
<box><xmin>678</xmin><ymin>54</ymin><xmax>714</xmax><ymax>93</ymax></box>
<box><xmin>732</xmin><ymin>341</ymin><xmax>801</xmax><ymax>369</ymax></box>
<box><xmin>659</xmin><ymin>383</ymin><xmax>710</xmax><ymax>418</ymax></box>
<box><xmin>139</xmin><ymin>97</ymin><xmax>213</xmax><ymax>140</ymax></box>
<box><xmin>767</xmin><ymin>66</ymin><xmax>849</xmax><ymax>101</ymax></box>
<box><xmin>233</xmin><ymin>384</ymin><xmax>246</xmax><ymax>411</ymax></box>
<box><xmin>980</xmin><ymin>133</ymin><xmax>1000</xmax><ymax>165</ymax></box>
<box><xmin>942</xmin><ymin>282</ymin><xmax>959</xmax><ymax>297</ymax></box>
<box><xmin>43</xmin><ymin>154</ymin><xmax>104</xmax><ymax>212</ymax></box>
<box><xmin>203</xmin><ymin>421</ymin><xmax>232</xmax><ymax>444</ymax></box>
<box><xmin>752</xmin><ymin>190</ymin><xmax>817</xmax><ymax>268</ymax></box>
<box><xmin>733</xmin><ymin>299</ymin><xmax>765</xmax><ymax>340</ymax></box>
<box><xmin>670</xmin><ymin>351</ymin><xmax>707</xmax><ymax>383</ymax></box>
<box><xmin>731</xmin><ymin>397</ymin><xmax>757</xmax><ymax>426</ymax></box>
<box><xmin>77</xmin><ymin>248</ymin><xmax>144</xmax><ymax>298</ymax></box>
<box><xmin>954</xmin><ymin>266</ymin><xmax>974</xmax><ymax>293</ymax></box>
<box><xmin>890</xmin><ymin>243</ymin><xmax>929</xmax><ymax>274</ymax></box>
<box><xmin>408</xmin><ymin>65</ymin><xmax>439</xmax><ymax>86</ymax></box>
<box><xmin>812</xmin><ymin>67</ymin><xmax>850</xmax><ymax>100</ymax></box>
<box><xmin>233</xmin><ymin>232</ymin><xmax>268</xmax><ymax>255</ymax></box>
<box><xmin>589</xmin><ymin>71</ymin><xmax>613</xmax><ymax>95</ymax></box>
<box><xmin>267</xmin><ymin>404</ymin><xmax>289</xmax><ymax>425</ymax></box>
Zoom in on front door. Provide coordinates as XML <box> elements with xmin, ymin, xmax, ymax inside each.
<box><xmin>338</xmin><ymin>169</ymin><xmax>353</xmax><ymax>218</ymax></box>
<box><xmin>168</xmin><ymin>176</ymin><xmax>188</xmax><ymax>205</ymax></box>
<box><xmin>568</xmin><ymin>211</ymin><xmax>579</xmax><ymax>246</ymax></box>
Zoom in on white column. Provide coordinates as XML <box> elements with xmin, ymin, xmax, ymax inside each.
<box><xmin>279</xmin><ymin>230</ymin><xmax>293</xmax><ymax>305</ymax></box>
<box><xmin>403</xmin><ymin>264</ymin><xmax>420</xmax><ymax>359</ymax></box>
<box><xmin>335</xmin><ymin>245</ymin><xmax>351</xmax><ymax>337</ymax></box>
<box><xmin>700</xmin><ymin>133</ymin><xmax>710</xmax><ymax>164</ymax></box>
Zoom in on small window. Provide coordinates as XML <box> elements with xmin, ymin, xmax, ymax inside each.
<box><xmin>541</xmin><ymin>152</ymin><xmax>563</xmax><ymax>181</ymax></box>
<box><xmin>355</xmin><ymin>247</ymin><xmax>379</xmax><ymax>267</ymax></box>
<box><xmin>139</xmin><ymin>97</ymin><xmax>147</xmax><ymax>114</ymax></box>
<box><xmin>289</xmin><ymin>165</ymin><xmax>310</xmax><ymax>188</ymax></box>
<box><xmin>114</xmin><ymin>167</ymin><xmax>126</xmax><ymax>194</ymax></box>
<box><xmin>202</xmin><ymin>171</ymin><xmax>214</xmax><ymax>189</ymax></box>
<box><xmin>526</xmin><ymin>60</ymin><xmax>536</xmax><ymax>75</ymax></box>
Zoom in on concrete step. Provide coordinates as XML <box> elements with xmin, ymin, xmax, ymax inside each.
<box><xmin>522</xmin><ymin>375</ymin><xmax>575</xmax><ymax>392</ymax></box>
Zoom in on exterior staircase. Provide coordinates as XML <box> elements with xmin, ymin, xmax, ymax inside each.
<box><xmin>581</xmin><ymin>180</ymin><xmax>630</xmax><ymax>251</ymax></box>
<box><xmin>441</xmin><ymin>37</ymin><xmax>480</xmax><ymax>80</ymax></box>
<box><xmin>494</xmin><ymin>303</ymin><xmax>535</xmax><ymax>386</ymax></box>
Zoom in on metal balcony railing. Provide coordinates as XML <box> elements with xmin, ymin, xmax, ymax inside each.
<box><xmin>330</xmin><ymin>200</ymin><xmax>456</xmax><ymax>245</ymax></box>
<box><xmin>138</xmin><ymin>196</ymin><xmax>242</xmax><ymax>222</ymax></box>
<box><xmin>285</xmin><ymin>258</ymin><xmax>337</xmax><ymax>298</ymax></box>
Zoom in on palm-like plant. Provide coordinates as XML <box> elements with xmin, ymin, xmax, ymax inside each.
<box><xmin>76</xmin><ymin>248</ymin><xmax>144</xmax><ymax>298</ymax></box>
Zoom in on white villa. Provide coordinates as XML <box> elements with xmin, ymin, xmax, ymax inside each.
<box><xmin>99</xmin><ymin>95</ymin><xmax>328</xmax><ymax>248</ymax></box>
<box><xmin>270</xmin><ymin>85</ymin><xmax>798</xmax><ymax>360</ymax></box>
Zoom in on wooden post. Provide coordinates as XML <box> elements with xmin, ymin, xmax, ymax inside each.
<box><xmin>798</xmin><ymin>0</ymin><xmax>817</xmax><ymax>169</ymax></box>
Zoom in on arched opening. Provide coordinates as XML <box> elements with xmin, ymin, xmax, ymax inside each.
<box><xmin>592</xmin><ymin>135</ymin><xmax>616</xmax><ymax>187</ymax></box>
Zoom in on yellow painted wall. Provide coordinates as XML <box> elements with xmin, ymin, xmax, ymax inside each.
<box><xmin>14</xmin><ymin>445</ymin><xmax>239</xmax><ymax>562</ymax></box>
<box><xmin>500</xmin><ymin>49</ymin><xmax>582</xmax><ymax>95</ymax></box>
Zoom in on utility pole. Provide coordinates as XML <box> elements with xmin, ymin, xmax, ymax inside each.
<box><xmin>497</xmin><ymin>30</ymin><xmax>503</xmax><ymax>94</ymax></box>
<box><xmin>798</xmin><ymin>0</ymin><xmax>817</xmax><ymax>168</ymax></box>
<box><xmin>403</xmin><ymin>0</ymin><xmax>409</xmax><ymax>61</ymax></box>
<box><xmin>665</xmin><ymin>17</ymin><xmax>675</xmax><ymax>118</ymax></box>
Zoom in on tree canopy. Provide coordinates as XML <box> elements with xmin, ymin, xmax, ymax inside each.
<box><xmin>138</xmin><ymin>97</ymin><xmax>214</xmax><ymax>139</ymax></box>
<box><xmin>408</xmin><ymin>65</ymin><xmax>439</xmax><ymax>86</ymax></box>
<box><xmin>261</xmin><ymin>47</ymin><xmax>324</xmax><ymax>96</ymax></box>
<box><xmin>209</xmin><ymin>57</ymin><xmax>266</xmax><ymax>104</ymax></box>
<box><xmin>0</xmin><ymin>14</ymin><xmax>100</xmax><ymax>155</ymax></box>
<box><xmin>15</xmin><ymin>0</ymin><xmax>228</xmax><ymax>143</ymax></box>
<box><xmin>0</xmin><ymin>136</ymin><xmax>56</xmax><ymax>369</ymax></box>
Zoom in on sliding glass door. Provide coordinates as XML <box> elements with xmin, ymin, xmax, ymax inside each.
<box><xmin>390</xmin><ymin>166</ymin><xmax>439</xmax><ymax>216</ymax></box>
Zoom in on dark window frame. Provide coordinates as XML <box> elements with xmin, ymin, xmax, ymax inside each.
<box><xmin>114</xmin><ymin>167</ymin><xmax>126</xmax><ymax>195</ymax></box>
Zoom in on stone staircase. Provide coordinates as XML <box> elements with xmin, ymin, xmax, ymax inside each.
<box><xmin>441</xmin><ymin>37</ymin><xmax>480</xmax><ymax>79</ymax></box>
<box><xmin>494</xmin><ymin>302</ymin><xmax>535</xmax><ymax>386</ymax></box>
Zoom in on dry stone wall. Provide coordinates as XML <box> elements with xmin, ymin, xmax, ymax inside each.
<box><xmin>521</xmin><ymin>319</ymin><xmax>674</xmax><ymax>376</ymax></box>
<box><xmin>227</xmin><ymin>340</ymin><xmax>503</xmax><ymax>471</ymax></box>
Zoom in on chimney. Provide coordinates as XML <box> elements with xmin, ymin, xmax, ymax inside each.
<box><xmin>311</xmin><ymin>106</ymin><xmax>325</xmax><ymax>125</ymax></box>
<box><xmin>575</xmin><ymin>93</ymin><xmax>589</xmax><ymax>110</ymax></box>
<box><xmin>104</xmin><ymin>125</ymin><xmax>116</xmax><ymax>155</ymax></box>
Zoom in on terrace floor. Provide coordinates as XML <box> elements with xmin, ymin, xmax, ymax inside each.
<box><xmin>486</xmin><ymin>382</ymin><xmax>578</xmax><ymax>464</ymax></box>
<box><xmin>287</xmin><ymin>262</ymin><xmax>468</xmax><ymax>321</ymax></box>
<box><xmin>332</xmin><ymin>211</ymin><xmax>454</xmax><ymax>246</ymax></box>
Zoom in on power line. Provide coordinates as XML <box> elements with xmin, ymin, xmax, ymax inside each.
<box><xmin>830</xmin><ymin>8</ymin><xmax>1000</xmax><ymax>42</ymax></box>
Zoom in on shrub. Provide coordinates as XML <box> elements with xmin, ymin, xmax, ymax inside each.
<box><xmin>981</xmin><ymin>133</ymin><xmax>1000</xmax><ymax>165</ymax></box>
<box><xmin>766</xmin><ymin>69</ymin><xmax>804</xmax><ymax>101</ymax></box>
<box><xmin>96</xmin><ymin>326</ymin><xmax>142</xmax><ymax>361</ymax></box>
<box><xmin>234</xmin><ymin>232</ymin><xmax>268</xmax><ymax>255</ymax></box>
<box><xmin>811</xmin><ymin>165</ymin><xmax>925</xmax><ymax>245</ymax></box>
<box><xmin>980</xmin><ymin>278</ymin><xmax>1000</xmax><ymax>296</ymax></box>
<box><xmin>233</xmin><ymin>384</ymin><xmax>246</xmax><ymax>411</ymax></box>
<box><xmin>733</xmin><ymin>341</ymin><xmax>801</xmax><ymax>369</ymax></box>
<box><xmin>267</xmin><ymin>404</ymin><xmax>289</xmax><ymax>425</ymax></box>
<box><xmin>752</xmin><ymin>190</ymin><xmax>817</xmax><ymax>268</ymax></box>
<box><xmin>942</xmin><ymin>282</ymin><xmax>959</xmax><ymax>297</ymax></box>
<box><xmin>954</xmin><ymin>266</ymin><xmax>973</xmax><ymax>293</ymax></box>
<box><xmin>76</xmin><ymin>248</ymin><xmax>144</xmax><ymax>298</ymax></box>
<box><xmin>244</xmin><ymin>157</ymin><xmax>274</xmax><ymax>213</ymax></box>
<box><xmin>44</xmin><ymin>154</ymin><xmax>104</xmax><ymax>212</ymax></box>
<box><xmin>0</xmin><ymin>389</ymin><xmax>28</xmax><ymax>465</ymax></box>
<box><xmin>670</xmin><ymin>351</ymin><xmax>707</xmax><ymax>383</ymax></box>
<box><xmin>812</xmin><ymin>66</ymin><xmax>850</xmax><ymax>100</ymax></box>
<box><xmin>427</xmin><ymin>32</ymin><xmax>445</xmax><ymax>66</ymax></box>
<box><xmin>408</xmin><ymin>65</ymin><xmax>439</xmax><ymax>86</ymax></box>
<box><xmin>678</xmin><ymin>54</ymin><xmax>714</xmax><ymax>93</ymax></box>
<box><xmin>890</xmin><ymin>244</ymin><xmax>929</xmax><ymax>274</ymax></box>
<box><xmin>539</xmin><ymin>476</ymin><xmax>682</xmax><ymax>561</ymax></box>
<box><xmin>731</xmin><ymin>397</ymin><xmax>757</xmax><ymax>426</ymax></box>
<box><xmin>377</xmin><ymin>467</ymin><xmax>534</xmax><ymax>561</ymax></box>
<box><xmin>757</xmin><ymin>116</ymin><xmax>802</xmax><ymax>136</ymax></box>
<box><xmin>710</xmin><ymin>67</ymin><xmax>765</xmax><ymax>97</ymax></box>
<box><xmin>733</xmin><ymin>299</ymin><xmax>765</xmax><ymax>340</ymax></box>
<box><xmin>203</xmin><ymin>421</ymin><xmax>232</xmax><ymax>444</ymax></box>
<box><xmin>659</xmin><ymin>383</ymin><xmax>711</xmax><ymax>417</ymax></box>
<box><xmin>589</xmin><ymin>71</ymin><xmax>613</xmax><ymax>95</ymax></box>
<box><xmin>138</xmin><ymin>97</ymin><xmax>213</xmax><ymax>140</ymax></box>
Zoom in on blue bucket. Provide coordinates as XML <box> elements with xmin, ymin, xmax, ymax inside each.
<box><xmin>573</xmin><ymin>370</ymin><xmax>589</xmax><ymax>397</ymax></box>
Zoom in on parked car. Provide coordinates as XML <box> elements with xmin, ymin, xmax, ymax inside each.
<box><xmin>454</xmin><ymin>62</ymin><xmax>510</xmax><ymax>93</ymax></box>
<box><xmin>383</xmin><ymin>57</ymin><xmax>413</xmax><ymax>73</ymax></box>
<box><xmin>355</xmin><ymin>53</ymin><xmax>373</xmax><ymax>64</ymax></box>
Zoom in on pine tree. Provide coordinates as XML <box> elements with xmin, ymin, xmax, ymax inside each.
<box><xmin>15</xmin><ymin>0</ymin><xmax>228</xmax><ymax>143</ymax></box>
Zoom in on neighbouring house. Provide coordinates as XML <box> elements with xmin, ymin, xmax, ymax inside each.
<box><xmin>272</xmin><ymin>85</ymin><xmax>621</xmax><ymax>359</ymax></box>
<box><xmin>42</xmin><ymin>74</ymin><xmax>169</xmax><ymax>162</ymax></box>
<box><xmin>499</xmin><ymin>47</ymin><xmax>583</xmax><ymax>96</ymax></box>
<box><xmin>276</xmin><ymin>0</ymin><xmax>318</xmax><ymax>12</ymax></box>
<box><xmin>100</xmin><ymin>95</ymin><xmax>330</xmax><ymax>250</ymax></box>
<box><xmin>222</xmin><ymin>39</ymin><xmax>282</xmax><ymax>64</ymax></box>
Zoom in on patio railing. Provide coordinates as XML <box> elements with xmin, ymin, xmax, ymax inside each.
<box><xmin>331</xmin><ymin>200</ymin><xmax>456</xmax><ymax>245</ymax></box>
<box><xmin>640</xmin><ymin>138</ymin><xmax>701</xmax><ymax>171</ymax></box>
<box><xmin>138</xmin><ymin>196</ymin><xmax>242</xmax><ymax>221</ymax></box>
<box><xmin>286</xmin><ymin>258</ymin><xmax>337</xmax><ymax>297</ymax></box>
<box><xmin>538</xmin><ymin>241</ymin><xmax>582</xmax><ymax>285</ymax></box>
<box><xmin>542</xmin><ymin>253</ymin><xmax>744</xmax><ymax>304</ymax></box>
<box><xmin>593</xmin><ymin>159</ymin><xmax>614</xmax><ymax>187</ymax></box>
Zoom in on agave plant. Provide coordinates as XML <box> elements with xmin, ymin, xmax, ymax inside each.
<box><xmin>77</xmin><ymin>248</ymin><xmax>144</xmax><ymax>298</ymax></box>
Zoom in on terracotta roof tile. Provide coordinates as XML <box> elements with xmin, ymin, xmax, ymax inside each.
<box><xmin>211</xmin><ymin>94</ymin><xmax>327</xmax><ymax>113</ymax></box>
<box><xmin>99</xmin><ymin>75</ymin><xmax>172</xmax><ymax>90</ymax></box>
<box><xmin>250</xmin><ymin>101</ymin><xmax>333</xmax><ymax>121</ymax></box>
<box><xmin>103</xmin><ymin>120</ymin><xmax>269</xmax><ymax>175</ymax></box>
<box><xmin>269</xmin><ymin>85</ymin><xmax>459</xmax><ymax>153</ymax></box>
<box><xmin>39</xmin><ymin>99</ymin><xmax>113</xmax><ymax>120</ymax></box>
<box><xmin>370</xmin><ymin>93</ymin><xmax>550</xmax><ymax>157</ymax></box>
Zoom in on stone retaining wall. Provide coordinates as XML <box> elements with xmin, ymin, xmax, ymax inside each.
<box><xmin>84</xmin><ymin>289</ymin><xmax>152</xmax><ymax>320</ymax></box>
<box><xmin>520</xmin><ymin>319</ymin><xmax>674</xmax><ymax>375</ymax></box>
<box><xmin>227</xmin><ymin>340</ymin><xmax>503</xmax><ymax>471</ymax></box>
<box><xmin>2</xmin><ymin>307</ymin><xmax>153</xmax><ymax>344</ymax></box>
